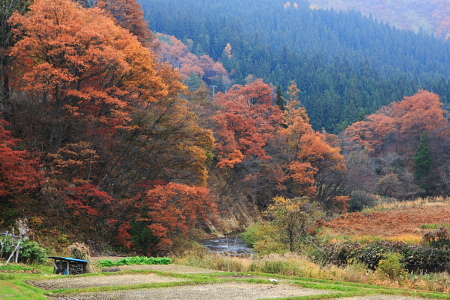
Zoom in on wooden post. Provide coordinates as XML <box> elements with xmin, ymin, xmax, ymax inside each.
<box><xmin>0</xmin><ymin>241</ymin><xmax>4</xmax><ymax>258</ymax></box>
<box><xmin>6</xmin><ymin>238</ymin><xmax>21</xmax><ymax>265</ymax></box>
<box><xmin>15</xmin><ymin>240</ymin><xmax>20</xmax><ymax>263</ymax></box>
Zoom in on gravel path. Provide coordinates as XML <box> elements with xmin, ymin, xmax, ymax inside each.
<box><xmin>48</xmin><ymin>282</ymin><xmax>336</xmax><ymax>300</ymax></box>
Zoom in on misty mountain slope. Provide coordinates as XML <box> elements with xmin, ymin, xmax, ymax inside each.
<box><xmin>309</xmin><ymin>0</ymin><xmax>450</xmax><ymax>38</ymax></box>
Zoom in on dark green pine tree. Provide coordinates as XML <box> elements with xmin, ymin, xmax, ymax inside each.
<box><xmin>1</xmin><ymin>0</ymin><xmax>30</xmax><ymax>107</ymax></box>
<box><xmin>276</xmin><ymin>84</ymin><xmax>285</xmax><ymax>111</ymax></box>
<box><xmin>184</xmin><ymin>72</ymin><xmax>203</xmax><ymax>92</ymax></box>
<box><xmin>414</xmin><ymin>131</ymin><xmax>435</xmax><ymax>195</ymax></box>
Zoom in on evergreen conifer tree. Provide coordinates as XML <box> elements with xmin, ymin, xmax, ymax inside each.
<box><xmin>276</xmin><ymin>84</ymin><xmax>285</xmax><ymax>111</ymax></box>
<box><xmin>414</xmin><ymin>131</ymin><xmax>435</xmax><ymax>195</ymax></box>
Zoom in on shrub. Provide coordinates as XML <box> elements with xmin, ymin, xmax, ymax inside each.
<box><xmin>422</xmin><ymin>226</ymin><xmax>450</xmax><ymax>248</ymax></box>
<box><xmin>0</xmin><ymin>237</ymin><xmax>47</xmax><ymax>264</ymax></box>
<box><xmin>99</xmin><ymin>259</ymin><xmax>115</xmax><ymax>267</ymax></box>
<box><xmin>317</xmin><ymin>241</ymin><xmax>362</xmax><ymax>266</ymax></box>
<box><xmin>18</xmin><ymin>240</ymin><xmax>48</xmax><ymax>264</ymax></box>
<box><xmin>377</xmin><ymin>252</ymin><xmax>406</xmax><ymax>280</ymax></box>
<box><xmin>400</xmin><ymin>245</ymin><xmax>450</xmax><ymax>273</ymax></box>
<box><xmin>240</xmin><ymin>222</ymin><xmax>262</xmax><ymax>247</ymax></box>
<box><xmin>349</xmin><ymin>191</ymin><xmax>379</xmax><ymax>212</ymax></box>
<box><xmin>352</xmin><ymin>242</ymin><xmax>390</xmax><ymax>269</ymax></box>
<box><xmin>253</xmin><ymin>238</ymin><xmax>287</xmax><ymax>256</ymax></box>
<box><xmin>316</xmin><ymin>239</ymin><xmax>450</xmax><ymax>274</ymax></box>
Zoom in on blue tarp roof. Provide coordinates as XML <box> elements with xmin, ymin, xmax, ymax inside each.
<box><xmin>48</xmin><ymin>256</ymin><xmax>89</xmax><ymax>263</ymax></box>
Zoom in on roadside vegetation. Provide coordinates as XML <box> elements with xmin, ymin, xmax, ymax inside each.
<box><xmin>189</xmin><ymin>196</ymin><xmax>450</xmax><ymax>294</ymax></box>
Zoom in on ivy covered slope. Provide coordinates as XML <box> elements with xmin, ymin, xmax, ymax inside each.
<box><xmin>141</xmin><ymin>0</ymin><xmax>450</xmax><ymax>132</ymax></box>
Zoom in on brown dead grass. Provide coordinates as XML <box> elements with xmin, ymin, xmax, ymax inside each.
<box><xmin>323</xmin><ymin>201</ymin><xmax>450</xmax><ymax>241</ymax></box>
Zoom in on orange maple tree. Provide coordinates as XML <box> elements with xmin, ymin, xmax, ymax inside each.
<box><xmin>274</xmin><ymin>81</ymin><xmax>348</xmax><ymax>211</ymax></box>
<box><xmin>345</xmin><ymin>90</ymin><xmax>450</xmax><ymax>159</ymax></box>
<box><xmin>7</xmin><ymin>0</ymin><xmax>216</xmax><ymax>247</ymax></box>
<box><xmin>8</xmin><ymin>0</ymin><xmax>165</xmax><ymax>224</ymax></box>
<box><xmin>213</xmin><ymin>79</ymin><xmax>283</xmax><ymax>168</ymax></box>
<box><xmin>9</xmin><ymin>0</ymin><xmax>167</xmax><ymax>155</ymax></box>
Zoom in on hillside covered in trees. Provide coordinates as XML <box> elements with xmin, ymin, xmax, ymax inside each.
<box><xmin>141</xmin><ymin>0</ymin><xmax>450</xmax><ymax>132</ymax></box>
<box><xmin>1</xmin><ymin>0</ymin><xmax>450</xmax><ymax>257</ymax></box>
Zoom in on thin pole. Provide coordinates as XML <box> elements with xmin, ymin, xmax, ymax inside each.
<box><xmin>6</xmin><ymin>238</ymin><xmax>21</xmax><ymax>264</ymax></box>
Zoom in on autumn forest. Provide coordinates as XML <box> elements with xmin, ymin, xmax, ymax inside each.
<box><xmin>1</xmin><ymin>0</ymin><xmax>450</xmax><ymax>256</ymax></box>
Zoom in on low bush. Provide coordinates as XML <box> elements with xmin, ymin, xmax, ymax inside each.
<box><xmin>98</xmin><ymin>256</ymin><xmax>173</xmax><ymax>267</ymax></box>
<box><xmin>239</xmin><ymin>222</ymin><xmax>261</xmax><ymax>247</ymax></box>
<box><xmin>377</xmin><ymin>252</ymin><xmax>406</xmax><ymax>280</ymax></box>
<box><xmin>349</xmin><ymin>191</ymin><xmax>379</xmax><ymax>212</ymax></box>
<box><xmin>0</xmin><ymin>238</ymin><xmax>47</xmax><ymax>264</ymax></box>
<box><xmin>19</xmin><ymin>240</ymin><xmax>48</xmax><ymax>264</ymax></box>
<box><xmin>352</xmin><ymin>242</ymin><xmax>394</xmax><ymax>269</ymax></box>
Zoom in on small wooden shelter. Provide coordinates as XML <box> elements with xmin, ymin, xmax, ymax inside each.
<box><xmin>48</xmin><ymin>256</ymin><xmax>89</xmax><ymax>275</ymax></box>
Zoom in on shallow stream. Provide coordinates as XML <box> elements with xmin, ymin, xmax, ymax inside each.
<box><xmin>199</xmin><ymin>235</ymin><xmax>254</xmax><ymax>255</ymax></box>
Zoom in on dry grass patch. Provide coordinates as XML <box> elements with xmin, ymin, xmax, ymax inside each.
<box><xmin>29</xmin><ymin>273</ymin><xmax>188</xmax><ymax>290</ymax></box>
<box><xmin>323</xmin><ymin>198</ymin><xmax>450</xmax><ymax>241</ymax></box>
<box><xmin>48</xmin><ymin>282</ymin><xmax>337</xmax><ymax>300</ymax></box>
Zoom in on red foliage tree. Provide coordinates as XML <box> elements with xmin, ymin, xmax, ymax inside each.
<box><xmin>0</xmin><ymin>117</ymin><xmax>42</xmax><ymax>225</ymax></box>
<box><xmin>156</xmin><ymin>34</ymin><xmax>229</xmax><ymax>87</ymax></box>
<box><xmin>97</xmin><ymin>0</ymin><xmax>156</xmax><ymax>47</ymax></box>
<box><xmin>213</xmin><ymin>79</ymin><xmax>283</xmax><ymax>168</ymax></box>
<box><xmin>0</xmin><ymin>118</ymin><xmax>40</xmax><ymax>198</ymax></box>
<box><xmin>8</xmin><ymin>0</ymin><xmax>215</xmax><ymax>244</ymax></box>
<box><xmin>345</xmin><ymin>90</ymin><xmax>450</xmax><ymax>159</ymax></box>
<box><xmin>120</xmin><ymin>183</ymin><xmax>217</xmax><ymax>254</ymax></box>
<box><xmin>9</xmin><ymin>0</ymin><xmax>168</xmax><ymax>157</ymax></box>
